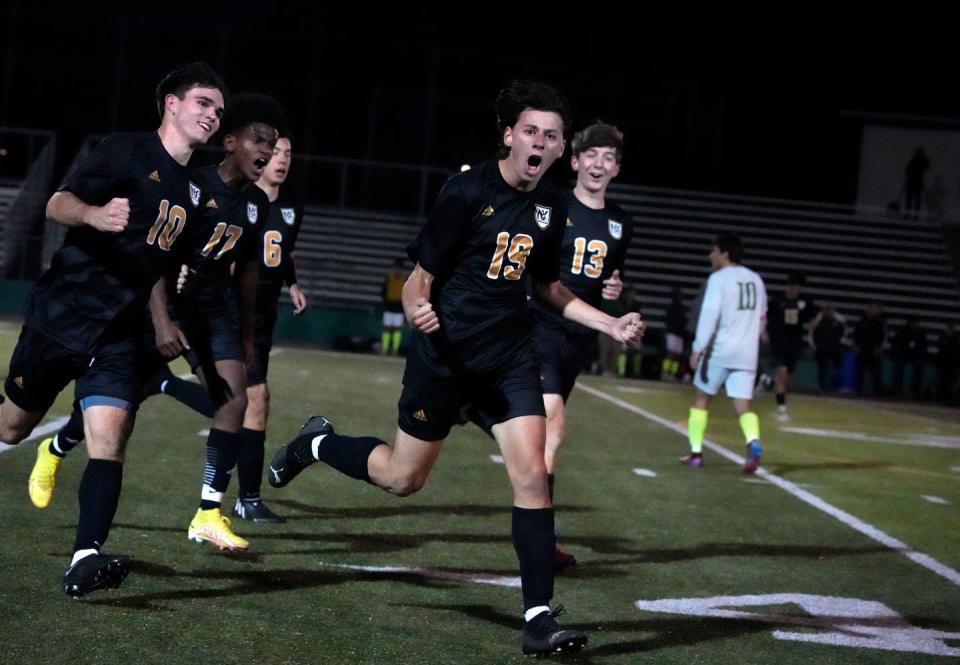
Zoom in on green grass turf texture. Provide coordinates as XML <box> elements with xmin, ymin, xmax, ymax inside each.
<box><xmin>1</xmin><ymin>326</ymin><xmax>958</xmax><ymax>664</ymax></box>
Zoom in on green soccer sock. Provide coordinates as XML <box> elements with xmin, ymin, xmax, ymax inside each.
<box><xmin>739</xmin><ymin>411</ymin><xmax>760</xmax><ymax>443</ymax></box>
<box><xmin>688</xmin><ymin>408</ymin><xmax>708</xmax><ymax>453</ymax></box>
<box><xmin>390</xmin><ymin>330</ymin><xmax>402</xmax><ymax>354</ymax></box>
<box><xmin>381</xmin><ymin>331</ymin><xmax>390</xmax><ymax>354</ymax></box>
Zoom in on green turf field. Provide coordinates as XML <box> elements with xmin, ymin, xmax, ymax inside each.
<box><xmin>1</xmin><ymin>323</ymin><xmax>958</xmax><ymax>664</ymax></box>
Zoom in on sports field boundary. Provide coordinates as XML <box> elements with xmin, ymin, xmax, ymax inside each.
<box><xmin>575</xmin><ymin>382</ymin><xmax>960</xmax><ymax>588</ymax></box>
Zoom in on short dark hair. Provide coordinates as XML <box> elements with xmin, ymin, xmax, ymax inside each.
<box><xmin>787</xmin><ymin>272</ymin><xmax>806</xmax><ymax>286</ymax></box>
<box><xmin>494</xmin><ymin>80</ymin><xmax>572</xmax><ymax>157</ymax></box>
<box><xmin>219</xmin><ymin>92</ymin><xmax>288</xmax><ymax>138</ymax></box>
<box><xmin>571</xmin><ymin>121</ymin><xmax>624</xmax><ymax>162</ymax></box>
<box><xmin>155</xmin><ymin>62</ymin><xmax>227</xmax><ymax>119</ymax></box>
<box><xmin>715</xmin><ymin>232</ymin><xmax>744</xmax><ymax>263</ymax></box>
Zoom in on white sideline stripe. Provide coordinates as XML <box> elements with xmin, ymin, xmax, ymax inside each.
<box><xmin>922</xmin><ymin>495</ymin><xmax>951</xmax><ymax>506</ymax></box>
<box><xmin>632</xmin><ymin>468</ymin><xmax>657</xmax><ymax>478</ymax></box>
<box><xmin>0</xmin><ymin>416</ymin><xmax>70</xmax><ymax>454</ymax></box>
<box><xmin>323</xmin><ymin>562</ymin><xmax>520</xmax><ymax>588</ymax></box>
<box><xmin>575</xmin><ymin>382</ymin><xmax>960</xmax><ymax>588</ymax></box>
<box><xmin>781</xmin><ymin>426</ymin><xmax>960</xmax><ymax>450</ymax></box>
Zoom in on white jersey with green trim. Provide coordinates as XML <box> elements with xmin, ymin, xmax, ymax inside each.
<box><xmin>692</xmin><ymin>264</ymin><xmax>767</xmax><ymax>370</ymax></box>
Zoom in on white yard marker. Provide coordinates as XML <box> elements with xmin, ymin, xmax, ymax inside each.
<box><xmin>576</xmin><ymin>382</ymin><xmax>960</xmax><ymax>588</ymax></box>
<box><xmin>921</xmin><ymin>495</ymin><xmax>951</xmax><ymax>506</ymax></box>
<box><xmin>632</xmin><ymin>468</ymin><xmax>657</xmax><ymax>478</ymax></box>
<box><xmin>322</xmin><ymin>562</ymin><xmax>520</xmax><ymax>588</ymax></box>
<box><xmin>489</xmin><ymin>454</ymin><xmax>504</xmax><ymax>465</ymax></box>
<box><xmin>0</xmin><ymin>416</ymin><xmax>70</xmax><ymax>454</ymax></box>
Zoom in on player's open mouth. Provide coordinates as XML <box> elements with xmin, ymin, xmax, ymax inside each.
<box><xmin>525</xmin><ymin>155</ymin><xmax>542</xmax><ymax>175</ymax></box>
<box><xmin>198</xmin><ymin>122</ymin><xmax>212</xmax><ymax>132</ymax></box>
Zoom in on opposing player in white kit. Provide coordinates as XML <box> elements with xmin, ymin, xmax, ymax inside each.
<box><xmin>681</xmin><ymin>232</ymin><xmax>767</xmax><ymax>473</ymax></box>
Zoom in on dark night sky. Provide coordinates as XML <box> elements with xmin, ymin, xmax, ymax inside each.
<box><xmin>1</xmin><ymin>4</ymin><xmax>955</xmax><ymax>203</ymax></box>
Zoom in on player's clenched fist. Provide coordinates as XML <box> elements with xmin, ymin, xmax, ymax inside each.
<box><xmin>612</xmin><ymin>312</ymin><xmax>645</xmax><ymax>347</ymax></box>
<box><xmin>86</xmin><ymin>197</ymin><xmax>130</xmax><ymax>232</ymax></box>
<box><xmin>407</xmin><ymin>297</ymin><xmax>440</xmax><ymax>334</ymax></box>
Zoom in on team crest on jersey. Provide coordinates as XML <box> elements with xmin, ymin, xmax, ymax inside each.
<box><xmin>148</xmin><ymin>170</ymin><xmax>161</xmax><ymax>182</ymax></box>
<box><xmin>188</xmin><ymin>182</ymin><xmax>201</xmax><ymax>207</ymax></box>
<box><xmin>608</xmin><ymin>220</ymin><xmax>622</xmax><ymax>239</ymax></box>
<box><xmin>247</xmin><ymin>203</ymin><xmax>258</xmax><ymax>224</ymax></box>
<box><xmin>481</xmin><ymin>205</ymin><xmax>495</xmax><ymax>218</ymax></box>
<box><xmin>535</xmin><ymin>205</ymin><xmax>552</xmax><ymax>230</ymax></box>
<box><xmin>281</xmin><ymin>207</ymin><xmax>296</xmax><ymax>225</ymax></box>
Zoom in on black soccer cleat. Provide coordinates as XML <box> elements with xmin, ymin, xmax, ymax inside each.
<box><xmin>233</xmin><ymin>497</ymin><xmax>286</xmax><ymax>523</ymax></box>
<box><xmin>63</xmin><ymin>553</ymin><xmax>129</xmax><ymax>598</ymax></box>
<box><xmin>521</xmin><ymin>606</ymin><xmax>587</xmax><ymax>656</ymax></box>
<box><xmin>267</xmin><ymin>416</ymin><xmax>333</xmax><ymax>488</ymax></box>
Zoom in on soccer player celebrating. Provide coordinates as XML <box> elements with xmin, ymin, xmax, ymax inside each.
<box><xmin>681</xmin><ymin>232</ymin><xmax>768</xmax><ymax>473</ymax></box>
<box><xmin>267</xmin><ymin>80</ymin><xmax>644</xmax><ymax>656</ymax></box>
<box><xmin>0</xmin><ymin>62</ymin><xmax>226</xmax><ymax>596</ymax></box>
<box><xmin>232</xmin><ymin>133</ymin><xmax>307</xmax><ymax>524</ymax></box>
<box><xmin>156</xmin><ymin>93</ymin><xmax>285</xmax><ymax>551</ymax></box>
<box><xmin>528</xmin><ymin>121</ymin><xmax>632</xmax><ymax>570</ymax></box>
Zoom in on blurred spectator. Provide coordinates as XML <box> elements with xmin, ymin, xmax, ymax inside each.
<box><xmin>661</xmin><ymin>286</ymin><xmax>688</xmax><ymax>381</ymax></box>
<box><xmin>380</xmin><ymin>258</ymin><xmax>409</xmax><ymax>355</ymax></box>
<box><xmin>854</xmin><ymin>303</ymin><xmax>886</xmax><ymax>396</ymax></box>
<box><xmin>936</xmin><ymin>324</ymin><xmax>959</xmax><ymax>404</ymax></box>
<box><xmin>813</xmin><ymin>304</ymin><xmax>845</xmax><ymax>392</ymax></box>
<box><xmin>892</xmin><ymin>318</ymin><xmax>929</xmax><ymax>397</ymax></box>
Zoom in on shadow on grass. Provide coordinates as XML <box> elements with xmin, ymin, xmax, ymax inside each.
<box><xmin>393</xmin><ymin>602</ymin><xmax>772</xmax><ymax>661</ymax></box>
<box><xmin>110</xmin><ymin>522</ymin><xmax>639</xmax><ymax>556</ymax></box>
<box><xmin>268</xmin><ymin>500</ymin><xmax>594</xmax><ymax>520</ymax></box>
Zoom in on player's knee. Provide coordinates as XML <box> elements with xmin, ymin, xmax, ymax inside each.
<box><xmin>0</xmin><ymin>421</ymin><xmax>28</xmax><ymax>445</ymax></box>
<box><xmin>388</xmin><ymin>471</ymin><xmax>428</xmax><ymax>497</ymax></box>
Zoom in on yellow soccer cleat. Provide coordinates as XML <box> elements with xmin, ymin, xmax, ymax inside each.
<box><xmin>187</xmin><ymin>508</ymin><xmax>250</xmax><ymax>551</ymax></box>
<box><xmin>29</xmin><ymin>438</ymin><xmax>63</xmax><ymax>509</ymax></box>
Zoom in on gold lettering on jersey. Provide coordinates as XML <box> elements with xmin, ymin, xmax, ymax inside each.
<box><xmin>205</xmin><ymin>199</ymin><xmax>218</xmax><ymax>208</ymax></box>
<box><xmin>481</xmin><ymin>205</ymin><xmax>495</xmax><ymax>218</ymax></box>
<box><xmin>148</xmin><ymin>170</ymin><xmax>161</xmax><ymax>182</ymax></box>
<box><xmin>566</xmin><ymin>217</ymin><xmax>574</xmax><ymax>227</ymax></box>
<box><xmin>14</xmin><ymin>376</ymin><xmax>24</xmax><ymax>389</ymax></box>
<box><xmin>413</xmin><ymin>409</ymin><xmax>428</xmax><ymax>422</ymax></box>
<box><xmin>535</xmin><ymin>205</ymin><xmax>551</xmax><ymax>230</ymax></box>
<box><xmin>263</xmin><ymin>230</ymin><xmax>282</xmax><ymax>268</ymax></box>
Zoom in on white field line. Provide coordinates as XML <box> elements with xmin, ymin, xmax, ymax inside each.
<box><xmin>781</xmin><ymin>426</ymin><xmax>960</xmax><ymax>450</ymax></box>
<box><xmin>575</xmin><ymin>382</ymin><xmax>960</xmax><ymax>588</ymax></box>
<box><xmin>0</xmin><ymin>416</ymin><xmax>70</xmax><ymax>454</ymax></box>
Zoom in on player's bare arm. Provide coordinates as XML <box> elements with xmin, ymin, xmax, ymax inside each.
<box><xmin>149</xmin><ymin>277</ymin><xmax>190</xmax><ymax>358</ymax></box>
<box><xmin>536</xmin><ymin>279</ymin><xmax>644</xmax><ymax>346</ymax></box>
<box><xmin>402</xmin><ymin>263</ymin><xmax>439</xmax><ymax>334</ymax></box>
<box><xmin>46</xmin><ymin>191</ymin><xmax>129</xmax><ymax>233</ymax></box>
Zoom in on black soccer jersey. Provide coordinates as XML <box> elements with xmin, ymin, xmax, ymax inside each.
<box><xmin>769</xmin><ymin>295</ymin><xmax>817</xmax><ymax>349</ymax></box>
<box><xmin>531</xmin><ymin>192</ymin><xmax>634</xmax><ymax>340</ymax></box>
<box><xmin>252</xmin><ymin>194</ymin><xmax>303</xmax><ymax>339</ymax></box>
<box><xmin>407</xmin><ymin>160</ymin><xmax>567</xmax><ymax>372</ymax></box>
<box><xmin>26</xmin><ymin>132</ymin><xmax>202</xmax><ymax>354</ymax></box>
<box><xmin>174</xmin><ymin>164</ymin><xmax>268</xmax><ymax>306</ymax></box>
